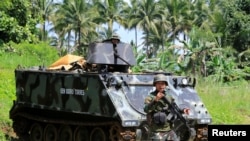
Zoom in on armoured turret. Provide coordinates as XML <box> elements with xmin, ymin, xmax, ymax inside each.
<box><xmin>87</xmin><ymin>41</ymin><xmax>136</xmax><ymax>73</ymax></box>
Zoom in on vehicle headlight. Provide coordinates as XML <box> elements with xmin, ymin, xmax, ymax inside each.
<box><xmin>123</xmin><ymin>120</ymin><xmax>139</xmax><ymax>127</ymax></box>
<box><xmin>198</xmin><ymin>118</ymin><xmax>212</xmax><ymax>124</ymax></box>
<box><xmin>181</xmin><ymin>78</ymin><xmax>188</xmax><ymax>85</ymax></box>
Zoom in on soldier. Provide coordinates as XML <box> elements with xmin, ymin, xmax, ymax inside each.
<box><xmin>102</xmin><ymin>33</ymin><xmax>121</xmax><ymax>45</ymax></box>
<box><xmin>144</xmin><ymin>74</ymin><xmax>190</xmax><ymax>141</ymax></box>
<box><xmin>110</xmin><ymin>33</ymin><xmax>120</xmax><ymax>45</ymax></box>
<box><xmin>101</xmin><ymin>33</ymin><xmax>131</xmax><ymax>73</ymax></box>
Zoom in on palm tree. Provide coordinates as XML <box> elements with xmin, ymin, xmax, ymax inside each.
<box><xmin>93</xmin><ymin>0</ymin><xmax>127</xmax><ymax>35</ymax></box>
<box><xmin>154</xmin><ymin>9</ymin><xmax>172</xmax><ymax>52</ymax></box>
<box><xmin>98</xmin><ymin>27</ymin><xmax>118</xmax><ymax>41</ymax></box>
<box><xmin>128</xmin><ymin>0</ymin><xmax>161</xmax><ymax>57</ymax></box>
<box><xmin>125</xmin><ymin>0</ymin><xmax>140</xmax><ymax>48</ymax></box>
<box><xmin>159</xmin><ymin>0</ymin><xmax>192</xmax><ymax>43</ymax></box>
<box><xmin>191</xmin><ymin>0</ymin><xmax>210</xmax><ymax>28</ymax></box>
<box><xmin>30</xmin><ymin>0</ymin><xmax>55</xmax><ymax>41</ymax></box>
<box><xmin>51</xmin><ymin>0</ymin><xmax>98</xmax><ymax>55</ymax></box>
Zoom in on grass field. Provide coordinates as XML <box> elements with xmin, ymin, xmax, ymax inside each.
<box><xmin>0</xmin><ymin>51</ymin><xmax>249</xmax><ymax>140</ymax></box>
<box><xmin>197</xmin><ymin>78</ymin><xmax>250</xmax><ymax>124</ymax></box>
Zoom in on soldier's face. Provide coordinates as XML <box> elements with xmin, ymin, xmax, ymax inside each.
<box><xmin>111</xmin><ymin>39</ymin><xmax>119</xmax><ymax>44</ymax></box>
<box><xmin>155</xmin><ymin>81</ymin><xmax>167</xmax><ymax>92</ymax></box>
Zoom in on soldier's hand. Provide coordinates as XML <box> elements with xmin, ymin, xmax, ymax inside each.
<box><xmin>183</xmin><ymin>108</ymin><xmax>190</xmax><ymax>115</ymax></box>
<box><xmin>155</xmin><ymin>92</ymin><xmax>164</xmax><ymax>101</ymax></box>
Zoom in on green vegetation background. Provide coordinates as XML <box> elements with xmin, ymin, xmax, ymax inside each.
<box><xmin>0</xmin><ymin>42</ymin><xmax>59</xmax><ymax>140</ymax></box>
<box><xmin>0</xmin><ymin>42</ymin><xmax>249</xmax><ymax>140</ymax></box>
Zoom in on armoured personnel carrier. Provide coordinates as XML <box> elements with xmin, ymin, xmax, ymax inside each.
<box><xmin>9</xmin><ymin>41</ymin><xmax>212</xmax><ymax>141</ymax></box>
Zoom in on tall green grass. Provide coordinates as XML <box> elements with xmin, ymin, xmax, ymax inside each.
<box><xmin>0</xmin><ymin>69</ymin><xmax>15</xmax><ymax>140</ymax></box>
<box><xmin>197</xmin><ymin>78</ymin><xmax>250</xmax><ymax>124</ymax></box>
<box><xmin>0</xmin><ymin>42</ymin><xmax>59</xmax><ymax>69</ymax></box>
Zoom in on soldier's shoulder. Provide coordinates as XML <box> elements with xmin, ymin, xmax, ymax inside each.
<box><xmin>145</xmin><ymin>93</ymin><xmax>155</xmax><ymax>100</ymax></box>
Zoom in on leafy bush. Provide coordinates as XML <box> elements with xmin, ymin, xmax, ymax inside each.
<box><xmin>0</xmin><ymin>11</ymin><xmax>38</xmax><ymax>43</ymax></box>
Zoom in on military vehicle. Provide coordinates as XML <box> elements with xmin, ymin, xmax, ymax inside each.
<box><xmin>9</xmin><ymin>41</ymin><xmax>212</xmax><ymax>141</ymax></box>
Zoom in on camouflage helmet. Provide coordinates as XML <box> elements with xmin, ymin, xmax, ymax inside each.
<box><xmin>111</xmin><ymin>33</ymin><xmax>120</xmax><ymax>41</ymax></box>
<box><xmin>153</xmin><ymin>74</ymin><xmax>168</xmax><ymax>86</ymax></box>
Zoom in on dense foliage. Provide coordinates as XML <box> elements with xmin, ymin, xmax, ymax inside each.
<box><xmin>0</xmin><ymin>0</ymin><xmax>38</xmax><ymax>43</ymax></box>
<box><xmin>0</xmin><ymin>0</ymin><xmax>249</xmax><ymax>82</ymax></box>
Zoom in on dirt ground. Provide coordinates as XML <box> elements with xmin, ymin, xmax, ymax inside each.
<box><xmin>1</xmin><ymin>125</ymin><xmax>19</xmax><ymax>141</ymax></box>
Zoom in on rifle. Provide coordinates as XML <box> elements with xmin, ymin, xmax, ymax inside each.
<box><xmin>161</xmin><ymin>96</ymin><xmax>192</xmax><ymax>134</ymax></box>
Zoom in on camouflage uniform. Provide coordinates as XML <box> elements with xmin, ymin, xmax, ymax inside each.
<box><xmin>144</xmin><ymin>90</ymin><xmax>179</xmax><ymax>141</ymax></box>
